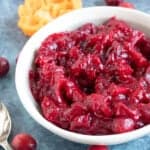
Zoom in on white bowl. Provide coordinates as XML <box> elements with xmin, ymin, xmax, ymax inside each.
<box><xmin>15</xmin><ymin>6</ymin><xmax>150</xmax><ymax>145</ymax></box>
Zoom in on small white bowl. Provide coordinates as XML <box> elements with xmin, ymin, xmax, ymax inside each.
<box><xmin>15</xmin><ymin>6</ymin><xmax>150</xmax><ymax>145</ymax></box>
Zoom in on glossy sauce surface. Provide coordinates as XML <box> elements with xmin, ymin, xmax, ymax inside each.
<box><xmin>29</xmin><ymin>17</ymin><xmax>150</xmax><ymax>135</ymax></box>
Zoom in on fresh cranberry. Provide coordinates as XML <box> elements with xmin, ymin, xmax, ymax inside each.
<box><xmin>119</xmin><ymin>2</ymin><xmax>135</xmax><ymax>8</ymax></box>
<box><xmin>11</xmin><ymin>133</ymin><xmax>37</xmax><ymax>150</ymax></box>
<box><xmin>0</xmin><ymin>57</ymin><xmax>9</xmax><ymax>77</ymax></box>
<box><xmin>105</xmin><ymin>0</ymin><xmax>123</xmax><ymax>6</ymax></box>
<box><xmin>88</xmin><ymin>145</ymin><xmax>109</xmax><ymax>150</ymax></box>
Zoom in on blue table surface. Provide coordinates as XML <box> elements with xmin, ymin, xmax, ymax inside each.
<box><xmin>0</xmin><ymin>0</ymin><xmax>150</xmax><ymax>150</ymax></box>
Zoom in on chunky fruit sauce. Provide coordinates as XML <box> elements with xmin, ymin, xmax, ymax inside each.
<box><xmin>29</xmin><ymin>17</ymin><xmax>150</xmax><ymax>135</ymax></box>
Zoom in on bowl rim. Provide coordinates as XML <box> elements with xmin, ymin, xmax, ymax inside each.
<box><xmin>15</xmin><ymin>6</ymin><xmax>150</xmax><ymax>145</ymax></box>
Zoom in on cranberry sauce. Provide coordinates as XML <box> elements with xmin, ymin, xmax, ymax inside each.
<box><xmin>29</xmin><ymin>17</ymin><xmax>150</xmax><ymax>135</ymax></box>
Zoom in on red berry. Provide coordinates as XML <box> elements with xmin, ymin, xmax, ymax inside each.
<box><xmin>0</xmin><ymin>57</ymin><xmax>9</xmax><ymax>77</ymax></box>
<box><xmin>105</xmin><ymin>0</ymin><xmax>123</xmax><ymax>6</ymax></box>
<box><xmin>119</xmin><ymin>2</ymin><xmax>134</xmax><ymax>8</ymax></box>
<box><xmin>11</xmin><ymin>133</ymin><xmax>37</xmax><ymax>150</ymax></box>
<box><xmin>88</xmin><ymin>145</ymin><xmax>109</xmax><ymax>150</ymax></box>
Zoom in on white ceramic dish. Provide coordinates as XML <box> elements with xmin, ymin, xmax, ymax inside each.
<box><xmin>15</xmin><ymin>6</ymin><xmax>150</xmax><ymax>145</ymax></box>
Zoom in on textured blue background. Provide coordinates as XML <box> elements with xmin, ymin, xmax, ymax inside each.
<box><xmin>0</xmin><ymin>0</ymin><xmax>150</xmax><ymax>150</ymax></box>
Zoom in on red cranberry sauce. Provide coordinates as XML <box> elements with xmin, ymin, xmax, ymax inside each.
<box><xmin>29</xmin><ymin>17</ymin><xmax>150</xmax><ymax>135</ymax></box>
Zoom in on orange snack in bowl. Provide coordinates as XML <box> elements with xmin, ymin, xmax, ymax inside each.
<box><xmin>18</xmin><ymin>0</ymin><xmax>82</xmax><ymax>36</ymax></box>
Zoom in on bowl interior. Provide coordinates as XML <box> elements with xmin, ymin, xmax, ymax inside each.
<box><xmin>15</xmin><ymin>6</ymin><xmax>150</xmax><ymax>145</ymax></box>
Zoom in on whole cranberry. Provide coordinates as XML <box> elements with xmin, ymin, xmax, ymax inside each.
<box><xmin>105</xmin><ymin>0</ymin><xmax>123</xmax><ymax>6</ymax></box>
<box><xmin>88</xmin><ymin>145</ymin><xmax>109</xmax><ymax>150</ymax></box>
<box><xmin>11</xmin><ymin>133</ymin><xmax>37</xmax><ymax>150</ymax></box>
<box><xmin>119</xmin><ymin>2</ymin><xmax>134</xmax><ymax>8</ymax></box>
<box><xmin>0</xmin><ymin>57</ymin><xmax>9</xmax><ymax>77</ymax></box>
